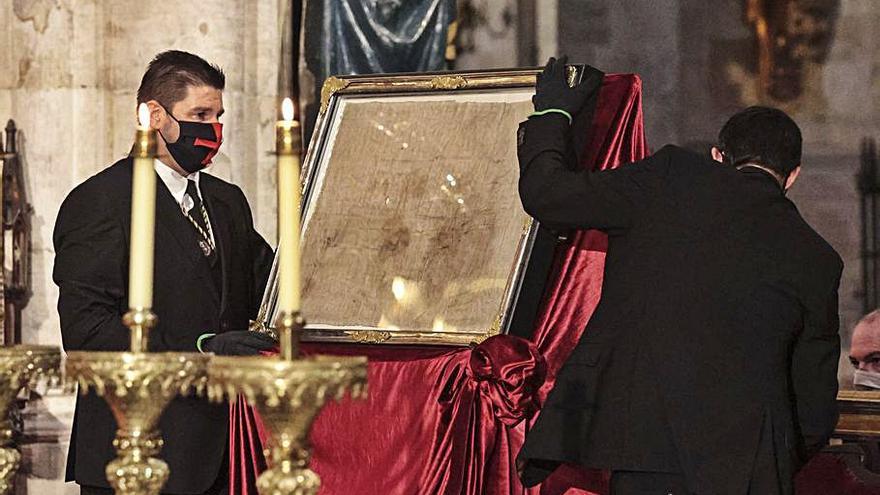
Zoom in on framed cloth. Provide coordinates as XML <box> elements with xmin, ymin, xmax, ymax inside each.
<box><xmin>254</xmin><ymin>68</ymin><xmax>593</xmax><ymax>346</ymax></box>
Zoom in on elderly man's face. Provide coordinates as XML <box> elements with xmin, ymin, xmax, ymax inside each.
<box><xmin>850</xmin><ymin>319</ymin><xmax>880</xmax><ymax>372</ymax></box>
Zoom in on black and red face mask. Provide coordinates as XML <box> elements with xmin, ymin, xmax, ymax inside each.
<box><xmin>159</xmin><ymin>107</ymin><xmax>223</xmax><ymax>174</ymax></box>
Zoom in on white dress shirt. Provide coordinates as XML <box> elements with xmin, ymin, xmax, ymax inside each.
<box><xmin>154</xmin><ymin>162</ymin><xmax>215</xmax><ymax>244</ymax></box>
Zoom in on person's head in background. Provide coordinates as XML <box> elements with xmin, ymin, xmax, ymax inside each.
<box><xmin>710</xmin><ymin>106</ymin><xmax>802</xmax><ymax>192</ymax></box>
<box><xmin>850</xmin><ymin>310</ymin><xmax>880</xmax><ymax>389</ymax></box>
<box><xmin>136</xmin><ymin>50</ymin><xmax>226</xmax><ymax>177</ymax></box>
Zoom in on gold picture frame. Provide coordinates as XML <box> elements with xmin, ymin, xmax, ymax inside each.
<box><xmin>255</xmin><ymin>68</ymin><xmax>553</xmax><ymax>346</ymax></box>
<box><xmin>835</xmin><ymin>331</ymin><xmax>880</xmax><ymax>437</ymax></box>
<box><xmin>836</xmin><ymin>390</ymin><xmax>880</xmax><ymax>438</ymax></box>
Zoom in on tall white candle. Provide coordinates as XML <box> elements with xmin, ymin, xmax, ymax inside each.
<box><xmin>277</xmin><ymin>97</ymin><xmax>301</xmax><ymax>314</ymax></box>
<box><xmin>128</xmin><ymin>103</ymin><xmax>157</xmax><ymax>309</ymax></box>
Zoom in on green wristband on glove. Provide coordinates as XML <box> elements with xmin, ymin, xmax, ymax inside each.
<box><xmin>196</xmin><ymin>333</ymin><xmax>216</xmax><ymax>353</ymax></box>
<box><xmin>529</xmin><ymin>108</ymin><xmax>573</xmax><ymax>124</ymax></box>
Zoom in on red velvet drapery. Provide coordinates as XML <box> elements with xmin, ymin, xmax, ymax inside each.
<box><xmin>229</xmin><ymin>73</ymin><xmax>648</xmax><ymax>495</ymax></box>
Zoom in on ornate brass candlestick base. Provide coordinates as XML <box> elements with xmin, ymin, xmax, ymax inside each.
<box><xmin>208</xmin><ymin>355</ymin><xmax>366</xmax><ymax>494</ymax></box>
<box><xmin>66</xmin><ymin>351</ymin><xmax>208</xmax><ymax>495</ymax></box>
<box><xmin>0</xmin><ymin>345</ymin><xmax>62</xmax><ymax>495</ymax></box>
<box><xmin>65</xmin><ymin>310</ymin><xmax>209</xmax><ymax>495</ymax></box>
<box><xmin>207</xmin><ymin>313</ymin><xmax>367</xmax><ymax>495</ymax></box>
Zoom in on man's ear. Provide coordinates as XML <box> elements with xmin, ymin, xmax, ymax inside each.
<box><xmin>145</xmin><ymin>100</ymin><xmax>167</xmax><ymax>130</ymax></box>
<box><xmin>711</xmin><ymin>147</ymin><xmax>724</xmax><ymax>163</ymax></box>
<box><xmin>785</xmin><ymin>165</ymin><xmax>801</xmax><ymax>190</ymax></box>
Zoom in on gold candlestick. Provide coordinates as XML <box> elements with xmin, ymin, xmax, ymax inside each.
<box><xmin>208</xmin><ymin>352</ymin><xmax>366</xmax><ymax>495</ymax></box>
<box><xmin>65</xmin><ymin>104</ymin><xmax>209</xmax><ymax>495</ymax></box>
<box><xmin>0</xmin><ymin>345</ymin><xmax>61</xmax><ymax>495</ymax></box>
<box><xmin>65</xmin><ymin>350</ymin><xmax>208</xmax><ymax>495</ymax></box>
<box><xmin>207</xmin><ymin>97</ymin><xmax>367</xmax><ymax>495</ymax></box>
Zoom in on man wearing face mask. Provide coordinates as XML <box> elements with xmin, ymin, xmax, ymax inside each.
<box><xmin>850</xmin><ymin>310</ymin><xmax>880</xmax><ymax>390</ymax></box>
<box><xmin>53</xmin><ymin>50</ymin><xmax>275</xmax><ymax>494</ymax></box>
<box><xmin>517</xmin><ymin>57</ymin><xmax>843</xmax><ymax>494</ymax></box>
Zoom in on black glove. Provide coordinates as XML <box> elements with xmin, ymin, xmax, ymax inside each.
<box><xmin>201</xmin><ymin>331</ymin><xmax>277</xmax><ymax>356</ymax></box>
<box><xmin>532</xmin><ymin>55</ymin><xmax>593</xmax><ymax>117</ymax></box>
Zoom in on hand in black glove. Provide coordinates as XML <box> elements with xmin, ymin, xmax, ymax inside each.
<box><xmin>201</xmin><ymin>331</ymin><xmax>277</xmax><ymax>356</ymax></box>
<box><xmin>532</xmin><ymin>55</ymin><xmax>593</xmax><ymax>116</ymax></box>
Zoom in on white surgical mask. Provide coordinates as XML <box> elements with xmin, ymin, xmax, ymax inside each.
<box><xmin>854</xmin><ymin>369</ymin><xmax>880</xmax><ymax>390</ymax></box>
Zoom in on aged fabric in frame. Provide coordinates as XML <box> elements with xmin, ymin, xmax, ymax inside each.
<box><xmin>256</xmin><ymin>70</ymin><xmax>549</xmax><ymax>345</ymax></box>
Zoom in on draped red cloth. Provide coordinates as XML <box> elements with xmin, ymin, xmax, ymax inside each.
<box><xmin>794</xmin><ymin>453</ymin><xmax>880</xmax><ymax>495</ymax></box>
<box><xmin>229</xmin><ymin>73</ymin><xmax>648</xmax><ymax>495</ymax></box>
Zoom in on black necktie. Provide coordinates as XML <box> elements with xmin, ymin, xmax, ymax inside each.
<box><xmin>185</xmin><ymin>179</ymin><xmax>215</xmax><ymax>258</ymax></box>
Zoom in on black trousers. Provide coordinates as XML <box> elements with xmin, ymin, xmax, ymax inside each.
<box><xmin>610</xmin><ymin>470</ymin><xmax>692</xmax><ymax>495</ymax></box>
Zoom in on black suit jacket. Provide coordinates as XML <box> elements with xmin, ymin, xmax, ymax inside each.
<box><xmin>53</xmin><ymin>157</ymin><xmax>273</xmax><ymax>493</ymax></box>
<box><xmin>516</xmin><ymin>115</ymin><xmax>843</xmax><ymax>495</ymax></box>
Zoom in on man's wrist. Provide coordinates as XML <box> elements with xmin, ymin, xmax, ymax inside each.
<box><xmin>529</xmin><ymin>108</ymin><xmax>573</xmax><ymax>124</ymax></box>
<box><xmin>196</xmin><ymin>333</ymin><xmax>216</xmax><ymax>353</ymax></box>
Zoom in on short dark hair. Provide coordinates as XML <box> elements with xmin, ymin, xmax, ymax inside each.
<box><xmin>136</xmin><ymin>50</ymin><xmax>225</xmax><ymax>108</ymax></box>
<box><xmin>717</xmin><ymin>106</ymin><xmax>802</xmax><ymax>176</ymax></box>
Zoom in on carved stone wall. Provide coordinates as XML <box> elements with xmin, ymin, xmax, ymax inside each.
<box><xmin>0</xmin><ymin>1</ymin><xmax>284</xmax><ymax>492</ymax></box>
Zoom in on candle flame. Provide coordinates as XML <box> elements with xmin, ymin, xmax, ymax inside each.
<box><xmin>282</xmin><ymin>97</ymin><xmax>295</xmax><ymax>122</ymax></box>
<box><xmin>137</xmin><ymin>103</ymin><xmax>150</xmax><ymax>128</ymax></box>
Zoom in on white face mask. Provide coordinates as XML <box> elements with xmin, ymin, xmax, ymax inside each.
<box><xmin>854</xmin><ymin>369</ymin><xmax>880</xmax><ymax>390</ymax></box>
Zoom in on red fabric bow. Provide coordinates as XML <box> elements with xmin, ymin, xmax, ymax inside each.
<box><xmin>469</xmin><ymin>335</ymin><xmax>547</xmax><ymax>426</ymax></box>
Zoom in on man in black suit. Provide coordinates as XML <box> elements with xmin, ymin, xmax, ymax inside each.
<box><xmin>517</xmin><ymin>57</ymin><xmax>843</xmax><ymax>495</ymax></box>
<box><xmin>54</xmin><ymin>50</ymin><xmax>277</xmax><ymax>495</ymax></box>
